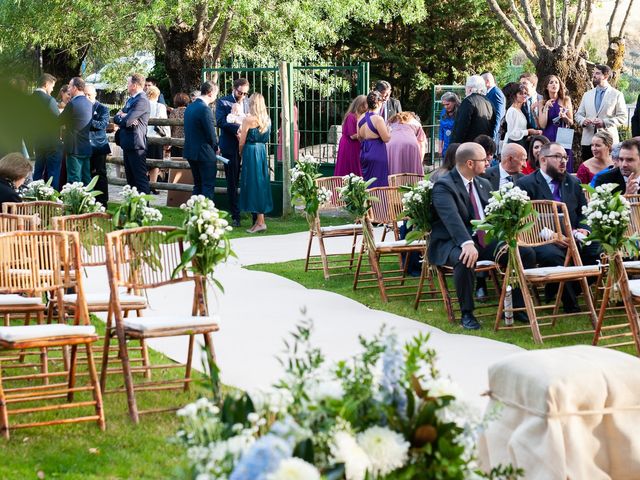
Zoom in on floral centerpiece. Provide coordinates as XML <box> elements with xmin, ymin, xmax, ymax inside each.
<box><xmin>337</xmin><ymin>174</ymin><xmax>376</xmax><ymax>220</ymax></box>
<box><xmin>175</xmin><ymin>317</ymin><xmax>522</xmax><ymax>480</ymax></box>
<box><xmin>58</xmin><ymin>177</ymin><xmax>105</xmax><ymax>215</ymax></box>
<box><xmin>112</xmin><ymin>185</ymin><xmax>163</xmax><ymax>229</ymax></box>
<box><xmin>400</xmin><ymin>179</ymin><xmax>433</xmax><ymax>243</ymax></box>
<box><xmin>290</xmin><ymin>154</ymin><xmax>331</xmax><ymax>223</ymax></box>
<box><xmin>20</xmin><ymin>178</ymin><xmax>59</xmax><ymax>201</ymax></box>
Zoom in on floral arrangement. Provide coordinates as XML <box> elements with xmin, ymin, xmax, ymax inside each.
<box><xmin>58</xmin><ymin>177</ymin><xmax>105</xmax><ymax>215</ymax></box>
<box><xmin>337</xmin><ymin>174</ymin><xmax>376</xmax><ymax>219</ymax></box>
<box><xmin>400</xmin><ymin>179</ymin><xmax>433</xmax><ymax>243</ymax></box>
<box><xmin>169</xmin><ymin>195</ymin><xmax>235</xmax><ymax>290</ymax></box>
<box><xmin>20</xmin><ymin>178</ymin><xmax>59</xmax><ymax>201</ymax></box>
<box><xmin>290</xmin><ymin>154</ymin><xmax>327</xmax><ymax>220</ymax></box>
<box><xmin>112</xmin><ymin>185</ymin><xmax>163</xmax><ymax>229</ymax></box>
<box><xmin>175</xmin><ymin>317</ymin><xmax>522</xmax><ymax>480</ymax></box>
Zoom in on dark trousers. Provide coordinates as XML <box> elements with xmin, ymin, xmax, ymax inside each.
<box><xmin>222</xmin><ymin>148</ymin><xmax>240</xmax><ymax>221</ymax></box>
<box><xmin>90</xmin><ymin>152</ymin><xmax>109</xmax><ymax>204</ymax></box>
<box><xmin>33</xmin><ymin>147</ymin><xmax>62</xmax><ymax>190</ymax></box>
<box><xmin>187</xmin><ymin>158</ymin><xmax>216</xmax><ymax>200</ymax></box>
<box><xmin>123</xmin><ymin>148</ymin><xmax>150</xmax><ymax>194</ymax></box>
<box><xmin>581</xmin><ymin>145</ymin><xmax>593</xmax><ymax>162</ymax></box>
<box><xmin>448</xmin><ymin>240</ymin><xmax>536</xmax><ymax>316</ymax></box>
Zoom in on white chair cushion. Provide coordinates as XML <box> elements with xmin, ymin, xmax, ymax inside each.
<box><xmin>320</xmin><ymin>223</ymin><xmax>363</xmax><ymax>233</ymax></box>
<box><xmin>123</xmin><ymin>316</ymin><xmax>220</xmax><ymax>333</ymax></box>
<box><xmin>476</xmin><ymin>260</ymin><xmax>496</xmax><ymax>267</ymax></box>
<box><xmin>374</xmin><ymin>239</ymin><xmax>426</xmax><ymax>248</ymax></box>
<box><xmin>623</xmin><ymin>261</ymin><xmax>640</xmax><ymax>270</ymax></box>
<box><xmin>627</xmin><ymin>279</ymin><xmax>640</xmax><ymax>297</ymax></box>
<box><xmin>524</xmin><ymin>265</ymin><xmax>600</xmax><ymax>277</ymax></box>
<box><xmin>0</xmin><ymin>324</ymin><xmax>96</xmax><ymax>342</ymax></box>
<box><xmin>62</xmin><ymin>293</ymin><xmax>146</xmax><ymax>306</ymax></box>
<box><xmin>0</xmin><ymin>294</ymin><xmax>44</xmax><ymax>306</ymax></box>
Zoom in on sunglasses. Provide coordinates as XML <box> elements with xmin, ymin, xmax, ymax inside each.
<box><xmin>235</xmin><ymin>90</ymin><xmax>248</xmax><ymax>96</ymax></box>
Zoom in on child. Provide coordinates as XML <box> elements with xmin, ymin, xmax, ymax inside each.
<box><xmin>226</xmin><ymin>102</ymin><xmax>247</xmax><ymax>125</ymax></box>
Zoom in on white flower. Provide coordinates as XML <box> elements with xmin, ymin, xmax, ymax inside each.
<box><xmin>267</xmin><ymin>458</ymin><xmax>320</xmax><ymax>480</ymax></box>
<box><xmin>357</xmin><ymin>426</ymin><xmax>409</xmax><ymax>476</ymax></box>
<box><xmin>329</xmin><ymin>431</ymin><xmax>370</xmax><ymax>480</ymax></box>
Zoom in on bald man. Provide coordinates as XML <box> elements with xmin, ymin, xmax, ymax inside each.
<box><xmin>429</xmin><ymin>142</ymin><xmax>535</xmax><ymax>329</ymax></box>
<box><xmin>482</xmin><ymin>143</ymin><xmax>526</xmax><ymax>191</ymax></box>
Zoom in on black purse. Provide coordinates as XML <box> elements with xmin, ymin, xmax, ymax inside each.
<box><xmin>114</xmin><ymin>129</ymin><xmax>121</xmax><ymax>146</ymax></box>
<box><xmin>153</xmin><ymin>125</ymin><xmax>167</xmax><ymax>137</ymax></box>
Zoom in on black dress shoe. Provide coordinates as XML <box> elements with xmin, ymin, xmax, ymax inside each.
<box><xmin>513</xmin><ymin>311</ymin><xmax>530</xmax><ymax>324</ymax></box>
<box><xmin>460</xmin><ymin>313</ymin><xmax>481</xmax><ymax>330</ymax></box>
<box><xmin>563</xmin><ymin>305</ymin><xmax>581</xmax><ymax>314</ymax></box>
<box><xmin>231</xmin><ymin>219</ymin><xmax>241</xmax><ymax>228</ymax></box>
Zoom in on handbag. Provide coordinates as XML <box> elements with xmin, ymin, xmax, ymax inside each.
<box><xmin>153</xmin><ymin>125</ymin><xmax>167</xmax><ymax>137</ymax></box>
<box><xmin>556</xmin><ymin>126</ymin><xmax>574</xmax><ymax>150</ymax></box>
<box><xmin>114</xmin><ymin>128</ymin><xmax>121</xmax><ymax>146</ymax></box>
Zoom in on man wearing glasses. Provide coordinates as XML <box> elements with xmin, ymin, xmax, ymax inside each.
<box><xmin>216</xmin><ymin>77</ymin><xmax>250</xmax><ymax>227</ymax></box>
<box><xmin>516</xmin><ymin>142</ymin><xmax>599</xmax><ymax>313</ymax></box>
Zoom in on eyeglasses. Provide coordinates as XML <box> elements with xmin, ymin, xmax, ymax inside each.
<box><xmin>235</xmin><ymin>90</ymin><xmax>248</xmax><ymax>96</ymax></box>
<box><xmin>544</xmin><ymin>154</ymin><xmax>568</xmax><ymax>162</ymax></box>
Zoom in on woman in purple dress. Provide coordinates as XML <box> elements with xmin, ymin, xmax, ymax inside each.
<box><xmin>357</xmin><ymin>91</ymin><xmax>390</xmax><ymax>187</ymax></box>
<box><xmin>334</xmin><ymin>95</ymin><xmax>367</xmax><ymax>176</ymax></box>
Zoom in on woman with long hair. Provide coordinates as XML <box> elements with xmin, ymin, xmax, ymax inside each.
<box><xmin>429</xmin><ymin>142</ymin><xmax>460</xmax><ymax>183</ymax></box>
<box><xmin>505</xmin><ymin>83</ymin><xmax>542</xmax><ymax>148</ymax></box>
<box><xmin>357</xmin><ymin>91</ymin><xmax>391</xmax><ymax>187</ymax></box>
<box><xmin>169</xmin><ymin>92</ymin><xmax>190</xmax><ymax>158</ymax></box>
<box><xmin>523</xmin><ymin>134</ymin><xmax>550</xmax><ymax>174</ymax></box>
<box><xmin>334</xmin><ymin>95</ymin><xmax>367</xmax><ymax>176</ymax></box>
<box><xmin>239</xmin><ymin>93</ymin><xmax>273</xmax><ymax>233</ymax></box>
<box><xmin>576</xmin><ymin>130</ymin><xmax>614</xmax><ymax>184</ymax></box>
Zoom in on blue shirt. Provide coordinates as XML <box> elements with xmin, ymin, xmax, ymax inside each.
<box><xmin>439</xmin><ymin>108</ymin><xmax>455</xmax><ymax>155</ymax></box>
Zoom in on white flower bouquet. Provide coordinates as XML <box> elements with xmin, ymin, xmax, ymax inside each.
<box><xmin>400</xmin><ymin>178</ymin><xmax>432</xmax><ymax>243</ymax></box>
<box><xmin>337</xmin><ymin>174</ymin><xmax>376</xmax><ymax>220</ymax></box>
<box><xmin>20</xmin><ymin>178</ymin><xmax>59</xmax><ymax>201</ymax></box>
<box><xmin>112</xmin><ymin>185</ymin><xmax>163</xmax><ymax>229</ymax></box>
<box><xmin>58</xmin><ymin>176</ymin><xmax>105</xmax><ymax>215</ymax></box>
<box><xmin>290</xmin><ymin>154</ymin><xmax>324</xmax><ymax>221</ymax></box>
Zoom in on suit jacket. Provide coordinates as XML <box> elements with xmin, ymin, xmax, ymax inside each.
<box><xmin>515</xmin><ymin>170</ymin><xmax>588</xmax><ymax>230</ymax></box>
<box><xmin>89</xmin><ymin>101</ymin><xmax>111</xmax><ymax>155</ymax></box>
<box><xmin>593</xmin><ymin>166</ymin><xmax>626</xmax><ymax>195</ymax></box>
<box><xmin>631</xmin><ymin>93</ymin><xmax>640</xmax><ymax>138</ymax></box>
<box><xmin>485</xmin><ymin>86</ymin><xmax>506</xmax><ymax>143</ymax></box>
<box><xmin>428</xmin><ymin>168</ymin><xmax>491</xmax><ymax>266</ymax></box>
<box><xmin>113</xmin><ymin>91</ymin><xmax>150</xmax><ymax>151</ymax></box>
<box><xmin>381</xmin><ymin>98</ymin><xmax>402</xmax><ymax>122</ymax></box>
<box><xmin>184</xmin><ymin>98</ymin><xmax>218</xmax><ymax>163</ymax></box>
<box><xmin>216</xmin><ymin>93</ymin><xmax>247</xmax><ymax>154</ymax></box>
<box><xmin>450</xmin><ymin>93</ymin><xmax>496</xmax><ymax>144</ymax></box>
<box><xmin>482</xmin><ymin>164</ymin><xmax>522</xmax><ymax>191</ymax></box>
<box><xmin>60</xmin><ymin>94</ymin><xmax>93</xmax><ymax>156</ymax></box>
<box><xmin>32</xmin><ymin>89</ymin><xmax>60</xmax><ymax>152</ymax></box>
<box><xmin>575</xmin><ymin>86</ymin><xmax>628</xmax><ymax>145</ymax></box>
<box><xmin>0</xmin><ymin>177</ymin><xmax>21</xmax><ymax>209</ymax></box>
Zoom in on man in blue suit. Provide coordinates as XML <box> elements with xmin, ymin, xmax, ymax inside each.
<box><xmin>184</xmin><ymin>81</ymin><xmax>219</xmax><ymax>199</ymax></box>
<box><xmin>60</xmin><ymin>77</ymin><xmax>93</xmax><ymax>185</ymax></box>
<box><xmin>482</xmin><ymin>72</ymin><xmax>506</xmax><ymax>148</ymax></box>
<box><xmin>85</xmin><ymin>84</ymin><xmax>111</xmax><ymax>204</ymax></box>
<box><xmin>216</xmin><ymin>77</ymin><xmax>250</xmax><ymax>227</ymax></box>
<box><xmin>114</xmin><ymin>73</ymin><xmax>150</xmax><ymax>193</ymax></box>
<box><xmin>32</xmin><ymin>73</ymin><xmax>62</xmax><ymax>189</ymax></box>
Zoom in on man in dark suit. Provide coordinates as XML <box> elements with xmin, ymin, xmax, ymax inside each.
<box><xmin>450</xmin><ymin>75</ymin><xmax>495</xmax><ymax>144</ymax></box>
<box><xmin>60</xmin><ymin>77</ymin><xmax>93</xmax><ymax>185</ymax></box>
<box><xmin>114</xmin><ymin>73</ymin><xmax>150</xmax><ymax>193</ymax></box>
<box><xmin>595</xmin><ymin>138</ymin><xmax>640</xmax><ymax>194</ymax></box>
<box><xmin>482</xmin><ymin>143</ymin><xmax>526</xmax><ymax>191</ymax></box>
<box><xmin>184</xmin><ymin>81</ymin><xmax>219</xmax><ymax>200</ymax></box>
<box><xmin>632</xmin><ymin>94</ymin><xmax>640</xmax><ymax>138</ymax></box>
<box><xmin>429</xmin><ymin>142</ymin><xmax>535</xmax><ymax>329</ymax></box>
<box><xmin>516</xmin><ymin>142</ymin><xmax>599</xmax><ymax>312</ymax></box>
<box><xmin>32</xmin><ymin>73</ymin><xmax>62</xmax><ymax>189</ymax></box>
<box><xmin>85</xmin><ymin>85</ymin><xmax>111</xmax><ymax>204</ymax></box>
<box><xmin>216</xmin><ymin>77</ymin><xmax>250</xmax><ymax>227</ymax></box>
<box><xmin>519</xmin><ymin>72</ymin><xmax>542</xmax><ymax>129</ymax></box>
<box><xmin>482</xmin><ymin>72</ymin><xmax>506</xmax><ymax>147</ymax></box>
<box><xmin>375</xmin><ymin>80</ymin><xmax>402</xmax><ymax>122</ymax></box>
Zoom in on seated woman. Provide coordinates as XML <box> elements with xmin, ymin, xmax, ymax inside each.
<box><xmin>357</xmin><ymin>91</ymin><xmax>390</xmax><ymax>187</ymax></box>
<box><xmin>0</xmin><ymin>152</ymin><xmax>32</xmax><ymax>208</ymax></box>
<box><xmin>523</xmin><ymin>135</ymin><xmax>550</xmax><ymax>175</ymax></box>
<box><xmin>576</xmin><ymin>130</ymin><xmax>614</xmax><ymax>185</ymax></box>
<box><xmin>386</xmin><ymin>112</ymin><xmax>426</xmax><ymax>175</ymax></box>
<box><xmin>429</xmin><ymin>143</ymin><xmax>459</xmax><ymax>183</ymax></box>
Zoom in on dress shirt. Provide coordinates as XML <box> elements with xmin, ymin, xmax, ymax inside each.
<box><xmin>499</xmin><ymin>164</ymin><xmax>513</xmax><ymax>187</ymax></box>
<box><xmin>540</xmin><ymin>169</ymin><xmax>559</xmax><ymax>198</ymax></box>
<box><xmin>456</xmin><ymin>167</ymin><xmax>485</xmax><ymax>248</ymax></box>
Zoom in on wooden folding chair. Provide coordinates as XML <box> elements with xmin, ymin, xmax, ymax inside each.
<box><xmin>102</xmin><ymin>226</ymin><xmax>219</xmax><ymax>423</ymax></box>
<box><xmin>388</xmin><ymin>173</ymin><xmax>424</xmax><ymax>188</ymax></box>
<box><xmin>495</xmin><ymin>200</ymin><xmax>601</xmax><ymax>343</ymax></box>
<box><xmin>2</xmin><ymin>201</ymin><xmax>64</xmax><ymax>230</ymax></box>
<box><xmin>0</xmin><ymin>213</ymin><xmax>39</xmax><ymax>232</ymax></box>
<box><xmin>304</xmin><ymin>176</ymin><xmax>363</xmax><ymax>279</ymax></box>
<box><xmin>0</xmin><ymin>231</ymin><xmax>105</xmax><ymax>439</ymax></box>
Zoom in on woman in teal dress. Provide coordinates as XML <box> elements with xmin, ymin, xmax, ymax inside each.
<box><xmin>239</xmin><ymin>93</ymin><xmax>273</xmax><ymax>233</ymax></box>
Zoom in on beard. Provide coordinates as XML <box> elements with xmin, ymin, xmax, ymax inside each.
<box><xmin>546</xmin><ymin>163</ymin><xmax>566</xmax><ymax>182</ymax></box>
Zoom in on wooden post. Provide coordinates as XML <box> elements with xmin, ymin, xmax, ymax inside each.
<box><xmin>279</xmin><ymin>61</ymin><xmax>294</xmax><ymax>217</ymax></box>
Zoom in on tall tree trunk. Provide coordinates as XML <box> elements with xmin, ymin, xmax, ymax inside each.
<box><xmin>606</xmin><ymin>37</ymin><xmax>625</xmax><ymax>88</ymax></box>
<box><xmin>41</xmin><ymin>46</ymin><xmax>88</xmax><ymax>90</ymax></box>
<box><xmin>536</xmin><ymin>46</ymin><xmax>591</xmax><ymax>103</ymax></box>
<box><xmin>162</xmin><ymin>25</ymin><xmax>210</xmax><ymax>97</ymax></box>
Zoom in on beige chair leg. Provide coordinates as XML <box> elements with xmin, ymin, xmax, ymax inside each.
<box><xmin>184</xmin><ymin>335</ymin><xmax>195</xmax><ymax>392</ymax></box>
<box><xmin>85</xmin><ymin>343</ymin><xmax>106</xmax><ymax>431</ymax></box>
<box><xmin>0</xmin><ymin>367</ymin><xmax>9</xmax><ymax>440</ymax></box>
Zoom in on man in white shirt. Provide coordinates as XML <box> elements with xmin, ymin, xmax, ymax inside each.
<box><xmin>482</xmin><ymin>143</ymin><xmax>526</xmax><ymax>191</ymax></box>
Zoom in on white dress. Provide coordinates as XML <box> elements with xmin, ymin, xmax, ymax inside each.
<box><xmin>505</xmin><ymin>106</ymin><xmax>529</xmax><ymax>143</ymax></box>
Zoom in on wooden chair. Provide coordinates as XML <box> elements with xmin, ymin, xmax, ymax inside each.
<box><xmin>2</xmin><ymin>201</ymin><xmax>64</xmax><ymax>230</ymax></box>
<box><xmin>495</xmin><ymin>200</ymin><xmax>601</xmax><ymax>343</ymax></box>
<box><xmin>0</xmin><ymin>213</ymin><xmax>39</xmax><ymax>232</ymax></box>
<box><xmin>304</xmin><ymin>176</ymin><xmax>363</xmax><ymax>279</ymax></box>
<box><xmin>0</xmin><ymin>231</ymin><xmax>105</xmax><ymax>439</ymax></box>
<box><xmin>388</xmin><ymin>173</ymin><xmax>424</xmax><ymax>188</ymax></box>
<box><xmin>102</xmin><ymin>226</ymin><xmax>219</xmax><ymax>423</ymax></box>
<box><xmin>624</xmin><ymin>194</ymin><xmax>640</xmax><ymax>204</ymax></box>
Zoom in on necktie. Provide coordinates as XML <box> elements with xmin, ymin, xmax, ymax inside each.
<box><xmin>527</xmin><ymin>98</ymin><xmax>537</xmax><ymax>127</ymax></box>
<box><xmin>551</xmin><ymin>180</ymin><xmax>562</xmax><ymax>201</ymax></box>
<box><xmin>468</xmin><ymin>181</ymin><xmax>486</xmax><ymax>247</ymax></box>
<box><xmin>505</xmin><ymin>175</ymin><xmax>513</xmax><ymax>185</ymax></box>
<box><xmin>595</xmin><ymin>89</ymin><xmax>604</xmax><ymax>113</ymax></box>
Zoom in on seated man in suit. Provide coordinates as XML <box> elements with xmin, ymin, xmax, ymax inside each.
<box><xmin>482</xmin><ymin>143</ymin><xmax>526</xmax><ymax>192</ymax></box>
<box><xmin>516</xmin><ymin>142</ymin><xmax>600</xmax><ymax>312</ymax></box>
<box><xmin>429</xmin><ymin>142</ymin><xmax>535</xmax><ymax>329</ymax></box>
<box><xmin>594</xmin><ymin>138</ymin><xmax>640</xmax><ymax>195</ymax></box>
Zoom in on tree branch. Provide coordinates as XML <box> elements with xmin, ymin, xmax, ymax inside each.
<box><xmin>618</xmin><ymin>0</ymin><xmax>636</xmax><ymax>37</ymax></box>
<box><xmin>549</xmin><ymin>0</ymin><xmax>557</xmax><ymax>44</ymax></box>
<box><xmin>193</xmin><ymin>0</ymin><xmax>208</xmax><ymax>41</ymax></box>
<box><xmin>539</xmin><ymin>0</ymin><xmax>552</xmax><ymax>45</ymax></box>
<box><xmin>210</xmin><ymin>13</ymin><xmax>233</xmax><ymax>65</ymax></box>
<box><xmin>559</xmin><ymin>0</ymin><xmax>569</xmax><ymax>46</ymax></box>
<box><xmin>205</xmin><ymin>5</ymin><xmax>222</xmax><ymax>34</ymax></box>
<box><xmin>519</xmin><ymin>0</ymin><xmax>546</xmax><ymax>50</ymax></box>
<box><xmin>608</xmin><ymin>0</ymin><xmax>620</xmax><ymax>40</ymax></box>
<box><xmin>152</xmin><ymin>25</ymin><xmax>168</xmax><ymax>52</ymax></box>
<box><xmin>485</xmin><ymin>0</ymin><xmax>539</xmax><ymax>62</ymax></box>
<box><xmin>508</xmin><ymin>0</ymin><xmax>536</xmax><ymax>45</ymax></box>
<box><xmin>568</xmin><ymin>0</ymin><xmax>585</xmax><ymax>46</ymax></box>
<box><xmin>575</xmin><ymin>0</ymin><xmax>594</xmax><ymax>51</ymax></box>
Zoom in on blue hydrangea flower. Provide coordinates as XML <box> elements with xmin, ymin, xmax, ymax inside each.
<box><xmin>269</xmin><ymin>415</ymin><xmax>309</xmax><ymax>449</ymax></box>
<box><xmin>229</xmin><ymin>434</ymin><xmax>291</xmax><ymax>480</ymax></box>
<box><xmin>380</xmin><ymin>334</ymin><xmax>407</xmax><ymax>417</ymax></box>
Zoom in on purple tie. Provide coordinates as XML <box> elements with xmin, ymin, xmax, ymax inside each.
<box><xmin>551</xmin><ymin>180</ymin><xmax>562</xmax><ymax>202</ymax></box>
<box><xmin>468</xmin><ymin>182</ymin><xmax>486</xmax><ymax>247</ymax></box>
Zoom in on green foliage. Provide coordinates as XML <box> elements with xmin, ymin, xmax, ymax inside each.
<box><xmin>400</xmin><ymin>179</ymin><xmax>433</xmax><ymax>242</ymax></box>
<box><xmin>112</xmin><ymin>185</ymin><xmax>163</xmax><ymax>229</ymax></box>
<box><xmin>59</xmin><ymin>176</ymin><xmax>105</xmax><ymax>215</ymax></box>
<box><xmin>337</xmin><ymin>174</ymin><xmax>377</xmax><ymax>219</ymax></box>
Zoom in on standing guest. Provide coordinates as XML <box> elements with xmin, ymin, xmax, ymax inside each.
<box><xmin>169</xmin><ymin>92</ymin><xmax>190</xmax><ymax>158</ymax></box>
<box><xmin>590</xmin><ymin>142</ymin><xmax>621</xmax><ymax>187</ymax></box>
<box><xmin>85</xmin><ymin>85</ymin><xmax>111</xmax><ymax>204</ymax></box>
<box><xmin>216</xmin><ymin>77</ymin><xmax>250</xmax><ymax>228</ymax></box>
<box><xmin>505</xmin><ymin>83</ymin><xmax>542</xmax><ymax>148</ymax></box>
<box><xmin>0</xmin><ymin>153</ymin><xmax>32</xmax><ymax>208</ymax></box>
<box><xmin>482</xmin><ymin>72</ymin><xmax>506</xmax><ymax>147</ymax></box>
<box><xmin>482</xmin><ymin>143</ymin><xmax>526</xmax><ymax>191</ymax></box>
<box><xmin>183</xmin><ymin>81</ymin><xmax>219</xmax><ymax>199</ymax></box>
<box><xmin>60</xmin><ymin>77</ymin><xmax>92</xmax><ymax>185</ymax></box>
<box><xmin>575</xmin><ymin>64</ymin><xmax>628</xmax><ymax>161</ymax></box>
<box><xmin>576</xmin><ymin>130</ymin><xmax>614</xmax><ymax>185</ymax></box>
<box><xmin>357</xmin><ymin>91</ymin><xmax>391</xmax><ymax>187</ymax></box>
<box><xmin>57</xmin><ymin>85</ymin><xmax>71</xmax><ymax>113</ymax></box>
<box><xmin>32</xmin><ymin>73</ymin><xmax>62</xmax><ymax>189</ymax></box>
<box><xmin>632</xmin><ymin>93</ymin><xmax>640</xmax><ymax>137</ymax></box>
<box><xmin>144</xmin><ymin>77</ymin><xmax>166</xmax><ymax>105</ymax></box>
<box><xmin>594</xmin><ymin>138</ymin><xmax>640</xmax><ymax>195</ymax></box>
<box><xmin>386</xmin><ymin>112</ymin><xmax>426</xmax><ymax>175</ymax></box>
<box><xmin>145</xmin><ymin>85</ymin><xmax>170</xmax><ymax>194</ymax></box>
<box><xmin>450</xmin><ymin>75</ymin><xmax>495</xmax><ymax>144</ymax></box>
<box><xmin>474</xmin><ymin>134</ymin><xmax>497</xmax><ymax>166</ymax></box>
<box><xmin>239</xmin><ymin>93</ymin><xmax>273</xmax><ymax>234</ymax></box>
<box><xmin>438</xmin><ymin>92</ymin><xmax>460</xmax><ymax>157</ymax></box>
<box><xmin>334</xmin><ymin>95</ymin><xmax>367</xmax><ymax>176</ymax></box>
<box><xmin>429</xmin><ymin>143</ymin><xmax>459</xmax><ymax>183</ymax></box>
<box><xmin>114</xmin><ymin>73</ymin><xmax>151</xmax><ymax>193</ymax></box>
<box><xmin>523</xmin><ymin>134</ymin><xmax>550</xmax><ymax>174</ymax></box>
<box><xmin>375</xmin><ymin>80</ymin><xmax>402</xmax><ymax>123</ymax></box>
<box><xmin>519</xmin><ymin>72</ymin><xmax>542</xmax><ymax>129</ymax></box>
<box><xmin>535</xmin><ymin>75</ymin><xmax>575</xmax><ymax>172</ymax></box>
